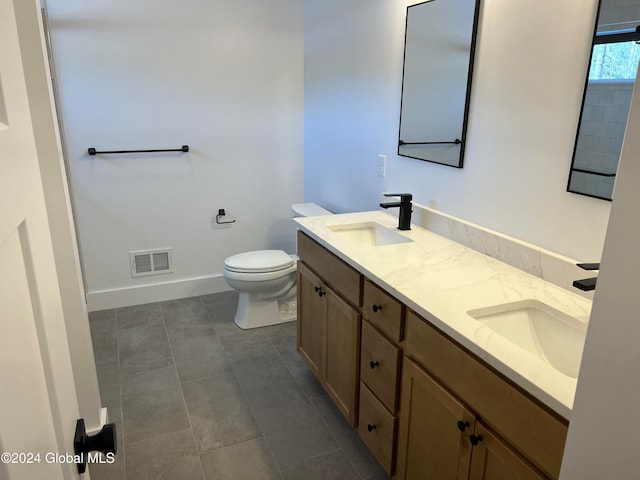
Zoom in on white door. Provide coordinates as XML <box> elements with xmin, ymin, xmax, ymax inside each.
<box><xmin>0</xmin><ymin>0</ymin><xmax>83</xmax><ymax>479</ymax></box>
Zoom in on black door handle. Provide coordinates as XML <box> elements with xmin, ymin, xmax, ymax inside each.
<box><xmin>372</xmin><ymin>304</ymin><xmax>382</xmax><ymax>313</ymax></box>
<box><xmin>74</xmin><ymin>419</ymin><xmax>117</xmax><ymax>474</ymax></box>
<box><xmin>469</xmin><ymin>434</ymin><xmax>483</xmax><ymax>446</ymax></box>
<box><xmin>367</xmin><ymin>424</ymin><xmax>376</xmax><ymax>432</ymax></box>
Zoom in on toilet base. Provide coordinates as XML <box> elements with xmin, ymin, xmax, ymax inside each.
<box><xmin>233</xmin><ymin>292</ymin><xmax>296</xmax><ymax>329</ymax></box>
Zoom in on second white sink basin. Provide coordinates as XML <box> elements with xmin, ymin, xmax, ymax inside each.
<box><xmin>327</xmin><ymin>222</ymin><xmax>413</xmax><ymax>248</ymax></box>
<box><xmin>467</xmin><ymin>300</ymin><xmax>587</xmax><ymax>378</ymax></box>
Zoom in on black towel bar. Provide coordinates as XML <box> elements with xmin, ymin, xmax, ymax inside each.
<box><xmin>572</xmin><ymin>168</ymin><xmax>616</xmax><ymax>178</ymax></box>
<box><xmin>88</xmin><ymin>145</ymin><xmax>189</xmax><ymax>155</ymax></box>
<box><xmin>399</xmin><ymin>139</ymin><xmax>461</xmax><ymax>146</ymax></box>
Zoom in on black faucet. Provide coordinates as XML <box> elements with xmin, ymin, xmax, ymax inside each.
<box><xmin>573</xmin><ymin>263</ymin><xmax>599</xmax><ymax>292</ymax></box>
<box><xmin>380</xmin><ymin>193</ymin><xmax>412</xmax><ymax>230</ymax></box>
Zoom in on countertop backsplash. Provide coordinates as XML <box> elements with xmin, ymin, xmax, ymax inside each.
<box><xmin>410</xmin><ymin>204</ymin><xmax>595</xmax><ymax>301</ymax></box>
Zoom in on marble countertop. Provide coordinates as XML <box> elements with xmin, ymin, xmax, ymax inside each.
<box><xmin>294</xmin><ymin>211</ymin><xmax>592</xmax><ymax>420</ymax></box>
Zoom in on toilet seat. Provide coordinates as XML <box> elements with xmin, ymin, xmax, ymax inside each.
<box><xmin>223</xmin><ymin>263</ymin><xmax>296</xmax><ymax>283</ymax></box>
<box><xmin>224</xmin><ymin>250</ymin><xmax>294</xmax><ymax>274</ymax></box>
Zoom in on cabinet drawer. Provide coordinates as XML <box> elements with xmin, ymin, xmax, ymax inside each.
<box><xmin>362</xmin><ymin>279</ymin><xmax>404</xmax><ymax>342</ymax></box>
<box><xmin>360</xmin><ymin>320</ymin><xmax>401</xmax><ymax>413</ymax></box>
<box><xmin>358</xmin><ymin>383</ymin><xmax>397</xmax><ymax>475</ymax></box>
<box><xmin>405</xmin><ymin>311</ymin><xmax>568</xmax><ymax>479</ymax></box>
<box><xmin>297</xmin><ymin>231</ymin><xmax>362</xmax><ymax>307</ymax></box>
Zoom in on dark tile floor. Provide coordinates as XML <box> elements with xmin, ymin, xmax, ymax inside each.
<box><xmin>88</xmin><ymin>291</ymin><xmax>389</xmax><ymax>480</ymax></box>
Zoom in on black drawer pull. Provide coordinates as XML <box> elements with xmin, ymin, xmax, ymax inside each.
<box><xmin>372</xmin><ymin>304</ymin><xmax>382</xmax><ymax>313</ymax></box>
<box><xmin>318</xmin><ymin>289</ymin><xmax>325</xmax><ymax>297</ymax></box>
<box><xmin>457</xmin><ymin>420</ymin><xmax>470</xmax><ymax>432</ymax></box>
<box><xmin>367</xmin><ymin>424</ymin><xmax>376</xmax><ymax>432</ymax></box>
<box><xmin>469</xmin><ymin>434</ymin><xmax>483</xmax><ymax>446</ymax></box>
<box><xmin>369</xmin><ymin>361</ymin><xmax>380</xmax><ymax>369</ymax></box>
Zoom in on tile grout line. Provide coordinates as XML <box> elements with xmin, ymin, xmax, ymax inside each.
<box><xmin>222</xmin><ymin>327</ymin><xmax>285</xmax><ymax>479</ymax></box>
<box><xmin>163</xmin><ymin>297</ymin><xmax>208</xmax><ymax>480</ymax></box>
<box><xmin>260</xmin><ymin>327</ymin><xmax>295</xmax><ymax>480</ymax></box>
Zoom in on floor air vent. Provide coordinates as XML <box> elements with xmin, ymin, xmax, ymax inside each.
<box><xmin>130</xmin><ymin>248</ymin><xmax>173</xmax><ymax>277</ymax></box>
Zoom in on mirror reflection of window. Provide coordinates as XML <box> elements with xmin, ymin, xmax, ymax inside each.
<box><xmin>568</xmin><ymin>0</ymin><xmax>640</xmax><ymax>201</ymax></box>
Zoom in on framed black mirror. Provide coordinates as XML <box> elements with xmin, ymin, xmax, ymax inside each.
<box><xmin>397</xmin><ymin>0</ymin><xmax>481</xmax><ymax>168</ymax></box>
<box><xmin>567</xmin><ymin>0</ymin><xmax>640</xmax><ymax>201</ymax></box>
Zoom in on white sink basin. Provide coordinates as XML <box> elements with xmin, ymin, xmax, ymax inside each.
<box><xmin>467</xmin><ymin>300</ymin><xmax>587</xmax><ymax>378</ymax></box>
<box><xmin>327</xmin><ymin>222</ymin><xmax>413</xmax><ymax>248</ymax></box>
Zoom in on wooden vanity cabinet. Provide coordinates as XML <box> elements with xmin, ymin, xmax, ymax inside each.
<box><xmin>399</xmin><ymin>311</ymin><xmax>567</xmax><ymax>479</ymax></box>
<box><xmin>358</xmin><ymin>280</ymin><xmax>405</xmax><ymax>476</ymax></box>
<box><xmin>396</xmin><ymin>357</ymin><xmax>546</xmax><ymax>480</ymax></box>
<box><xmin>296</xmin><ymin>231</ymin><xmax>566</xmax><ymax>479</ymax></box>
<box><xmin>297</xmin><ymin>232</ymin><xmax>362</xmax><ymax>426</ymax></box>
<box><xmin>358</xmin><ymin>320</ymin><xmax>403</xmax><ymax>475</ymax></box>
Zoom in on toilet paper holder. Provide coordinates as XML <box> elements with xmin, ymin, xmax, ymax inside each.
<box><xmin>216</xmin><ymin>209</ymin><xmax>236</xmax><ymax>225</ymax></box>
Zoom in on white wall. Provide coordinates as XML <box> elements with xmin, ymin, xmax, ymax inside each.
<box><xmin>304</xmin><ymin>0</ymin><xmax>609</xmax><ymax>261</ymax></box>
<box><xmin>47</xmin><ymin>0</ymin><xmax>304</xmax><ymax>309</ymax></box>
<box><xmin>560</xmin><ymin>59</ymin><xmax>640</xmax><ymax>480</ymax></box>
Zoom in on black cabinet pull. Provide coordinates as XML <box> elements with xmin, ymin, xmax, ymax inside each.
<box><xmin>372</xmin><ymin>304</ymin><xmax>382</xmax><ymax>312</ymax></box>
<box><xmin>314</xmin><ymin>286</ymin><xmax>320</xmax><ymax>292</ymax></box>
<box><xmin>469</xmin><ymin>434</ymin><xmax>483</xmax><ymax>446</ymax></box>
<box><xmin>314</xmin><ymin>286</ymin><xmax>325</xmax><ymax>297</ymax></box>
<box><xmin>457</xmin><ymin>420</ymin><xmax>470</xmax><ymax>432</ymax></box>
<box><xmin>367</xmin><ymin>424</ymin><xmax>376</xmax><ymax>432</ymax></box>
<box><xmin>370</xmin><ymin>361</ymin><xmax>380</xmax><ymax>369</ymax></box>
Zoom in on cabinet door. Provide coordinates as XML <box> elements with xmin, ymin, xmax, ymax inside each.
<box><xmin>396</xmin><ymin>359</ymin><xmax>475</xmax><ymax>480</ymax></box>
<box><xmin>297</xmin><ymin>262</ymin><xmax>326</xmax><ymax>379</ymax></box>
<box><xmin>468</xmin><ymin>423</ymin><xmax>546</xmax><ymax>480</ymax></box>
<box><xmin>324</xmin><ymin>287</ymin><xmax>361</xmax><ymax>426</ymax></box>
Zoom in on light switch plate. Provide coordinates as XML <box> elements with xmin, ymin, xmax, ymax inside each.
<box><xmin>378</xmin><ymin>154</ymin><xmax>386</xmax><ymax>178</ymax></box>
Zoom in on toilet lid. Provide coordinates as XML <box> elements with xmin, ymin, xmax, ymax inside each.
<box><xmin>291</xmin><ymin>203</ymin><xmax>332</xmax><ymax>217</ymax></box>
<box><xmin>224</xmin><ymin>250</ymin><xmax>294</xmax><ymax>273</ymax></box>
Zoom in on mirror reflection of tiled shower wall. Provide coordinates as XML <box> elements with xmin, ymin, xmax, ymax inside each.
<box><xmin>568</xmin><ymin>0</ymin><xmax>640</xmax><ymax>200</ymax></box>
<box><xmin>598</xmin><ymin>0</ymin><xmax>640</xmax><ymax>27</ymax></box>
<box><xmin>571</xmin><ymin>83</ymin><xmax>633</xmax><ymax>199</ymax></box>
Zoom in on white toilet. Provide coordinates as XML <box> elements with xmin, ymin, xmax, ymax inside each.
<box><xmin>223</xmin><ymin>203</ymin><xmax>332</xmax><ymax>329</ymax></box>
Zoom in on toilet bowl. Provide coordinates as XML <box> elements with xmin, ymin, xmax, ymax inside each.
<box><xmin>224</xmin><ymin>250</ymin><xmax>298</xmax><ymax>329</ymax></box>
<box><xmin>223</xmin><ymin>203</ymin><xmax>332</xmax><ymax>329</ymax></box>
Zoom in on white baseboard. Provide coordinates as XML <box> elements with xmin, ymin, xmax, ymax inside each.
<box><xmin>86</xmin><ymin>274</ymin><xmax>232</xmax><ymax>311</ymax></box>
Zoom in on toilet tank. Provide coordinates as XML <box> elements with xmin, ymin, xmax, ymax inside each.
<box><xmin>291</xmin><ymin>203</ymin><xmax>332</xmax><ymax>217</ymax></box>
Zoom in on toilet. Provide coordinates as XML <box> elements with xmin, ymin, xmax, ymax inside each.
<box><xmin>223</xmin><ymin>203</ymin><xmax>332</xmax><ymax>329</ymax></box>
